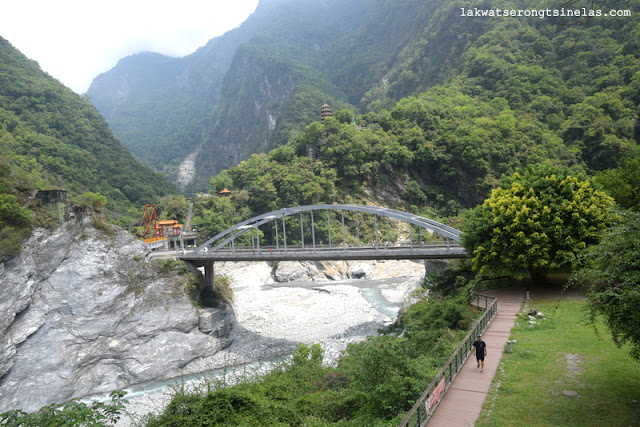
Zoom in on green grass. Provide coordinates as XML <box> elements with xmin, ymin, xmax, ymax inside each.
<box><xmin>477</xmin><ymin>292</ymin><xmax>640</xmax><ymax>426</ymax></box>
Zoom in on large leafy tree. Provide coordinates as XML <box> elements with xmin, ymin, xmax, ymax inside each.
<box><xmin>575</xmin><ymin>210</ymin><xmax>640</xmax><ymax>360</ymax></box>
<box><xmin>462</xmin><ymin>164</ymin><xmax>614</xmax><ymax>281</ymax></box>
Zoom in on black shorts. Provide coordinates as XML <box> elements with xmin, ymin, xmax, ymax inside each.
<box><xmin>476</xmin><ymin>354</ymin><xmax>485</xmax><ymax>361</ymax></box>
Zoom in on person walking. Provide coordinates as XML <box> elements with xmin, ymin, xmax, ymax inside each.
<box><xmin>472</xmin><ymin>335</ymin><xmax>487</xmax><ymax>373</ymax></box>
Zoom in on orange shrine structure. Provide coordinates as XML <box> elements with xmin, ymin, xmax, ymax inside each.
<box><xmin>140</xmin><ymin>205</ymin><xmax>197</xmax><ymax>251</ymax></box>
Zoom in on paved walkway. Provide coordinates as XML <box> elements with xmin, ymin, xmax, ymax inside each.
<box><xmin>428</xmin><ymin>287</ymin><xmax>525</xmax><ymax>426</ymax></box>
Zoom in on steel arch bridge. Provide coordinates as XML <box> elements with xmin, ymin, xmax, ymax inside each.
<box><xmin>181</xmin><ymin>204</ymin><xmax>466</xmax><ymax>263</ymax></box>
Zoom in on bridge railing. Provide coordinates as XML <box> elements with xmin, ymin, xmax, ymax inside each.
<box><xmin>399</xmin><ymin>291</ymin><xmax>498</xmax><ymax>427</ymax></box>
<box><xmin>195</xmin><ymin>204</ymin><xmax>463</xmax><ymax>254</ymax></box>
<box><xmin>202</xmin><ymin>241</ymin><xmax>458</xmax><ymax>254</ymax></box>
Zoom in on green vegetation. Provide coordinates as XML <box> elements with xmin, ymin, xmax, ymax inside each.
<box><xmin>0</xmin><ymin>192</ymin><xmax>32</xmax><ymax>258</ymax></box>
<box><xmin>0</xmin><ymin>36</ymin><xmax>175</xmax><ymax>242</ymax></box>
<box><xmin>2</xmin><ymin>0</ymin><xmax>640</xmax><ymax>421</ymax></box>
<box><xmin>176</xmin><ymin>0</ymin><xmax>639</xmax><ymax>266</ymax></box>
<box><xmin>88</xmin><ymin>0</ymin><xmax>640</xmax><ymax>192</ymax></box>
<box><xmin>594</xmin><ymin>155</ymin><xmax>640</xmax><ymax>211</ymax></box>
<box><xmin>0</xmin><ymin>390</ymin><xmax>128</xmax><ymax>426</ymax></box>
<box><xmin>72</xmin><ymin>192</ymin><xmax>108</xmax><ymax>214</ymax></box>
<box><xmin>461</xmin><ymin>164</ymin><xmax>615</xmax><ymax>281</ymax></box>
<box><xmin>477</xmin><ymin>296</ymin><xmax>640</xmax><ymax>426</ymax></box>
<box><xmin>573</xmin><ymin>210</ymin><xmax>640</xmax><ymax>360</ymax></box>
<box><xmin>142</xmin><ymin>270</ymin><xmax>479</xmax><ymax>425</ymax></box>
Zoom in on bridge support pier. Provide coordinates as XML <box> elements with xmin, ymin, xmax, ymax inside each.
<box><xmin>203</xmin><ymin>261</ymin><xmax>215</xmax><ymax>293</ymax></box>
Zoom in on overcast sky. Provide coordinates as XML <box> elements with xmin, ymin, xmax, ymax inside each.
<box><xmin>1</xmin><ymin>0</ymin><xmax>259</xmax><ymax>94</ymax></box>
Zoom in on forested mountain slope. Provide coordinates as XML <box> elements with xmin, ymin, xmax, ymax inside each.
<box><xmin>0</xmin><ymin>37</ymin><xmax>175</xmax><ymax>255</ymax></box>
<box><xmin>89</xmin><ymin>0</ymin><xmax>639</xmax><ymax>196</ymax></box>
<box><xmin>87</xmin><ymin>11</ymin><xmax>270</xmax><ymax>183</ymax></box>
<box><xmin>88</xmin><ymin>0</ymin><xmax>353</xmax><ymax>188</ymax></box>
<box><xmin>188</xmin><ymin>0</ymin><xmax>639</xmax><ymax>241</ymax></box>
<box><xmin>87</xmin><ymin>0</ymin><xmax>432</xmax><ymax>190</ymax></box>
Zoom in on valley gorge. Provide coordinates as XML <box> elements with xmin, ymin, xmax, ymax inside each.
<box><xmin>86</xmin><ymin>0</ymin><xmax>425</xmax><ymax>191</ymax></box>
<box><xmin>0</xmin><ymin>214</ymin><xmax>435</xmax><ymax>415</ymax></box>
<box><xmin>2</xmin><ymin>0</ymin><xmax>638</xmax><ymax>421</ymax></box>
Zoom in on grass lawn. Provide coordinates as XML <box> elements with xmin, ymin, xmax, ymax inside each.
<box><xmin>477</xmin><ymin>290</ymin><xmax>640</xmax><ymax>427</ymax></box>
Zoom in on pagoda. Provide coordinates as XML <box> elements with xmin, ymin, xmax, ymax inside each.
<box><xmin>321</xmin><ymin>104</ymin><xmax>332</xmax><ymax>122</ymax></box>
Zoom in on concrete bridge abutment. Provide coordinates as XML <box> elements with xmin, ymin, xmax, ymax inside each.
<box><xmin>183</xmin><ymin>260</ymin><xmax>217</xmax><ymax>305</ymax></box>
<box><xmin>200</xmin><ymin>261</ymin><xmax>216</xmax><ymax>303</ymax></box>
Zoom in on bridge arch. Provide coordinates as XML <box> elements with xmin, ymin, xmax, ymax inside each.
<box><xmin>193</xmin><ymin>204</ymin><xmax>462</xmax><ymax>254</ymax></box>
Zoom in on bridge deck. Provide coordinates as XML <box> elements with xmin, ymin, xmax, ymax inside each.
<box><xmin>180</xmin><ymin>245</ymin><xmax>466</xmax><ymax>264</ymax></box>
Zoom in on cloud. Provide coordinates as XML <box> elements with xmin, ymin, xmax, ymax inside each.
<box><xmin>1</xmin><ymin>0</ymin><xmax>258</xmax><ymax>93</ymax></box>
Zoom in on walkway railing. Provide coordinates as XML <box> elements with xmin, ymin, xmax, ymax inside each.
<box><xmin>399</xmin><ymin>292</ymin><xmax>498</xmax><ymax>427</ymax></box>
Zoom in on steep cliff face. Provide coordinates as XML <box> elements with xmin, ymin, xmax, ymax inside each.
<box><xmin>0</xmin><ymin>215</ymin><xmax>233</xmax><ymax>413</ymax></box>
<box><xmin>192</xmin><ymin>50</ymin><xmax>296</xmax><ymax>189</ymax></box>
<box><xmin>87</xmin><ymin>52</ymin><xmax>215</xmax><ymax>181</ymax></box>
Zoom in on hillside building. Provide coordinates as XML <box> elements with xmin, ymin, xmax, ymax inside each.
<box><xmin>154</xmin><ymin>220</ymin><xmax>197</xmax><ymax>250</ymax></box>
<box><xmin>36</xmin><ymin>190</ymin><xmax>69</xmax><ymax>223</ymax></box>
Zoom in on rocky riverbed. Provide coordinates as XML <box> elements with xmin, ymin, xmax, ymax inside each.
<box><xmin>110</xmin><ymin>259</ymin><xmax>433</xmax><ymax>425</ymax></box>
<box><xmin>216</xmin><ymin>259</ymin><xmax>429</xmax><ymax>364</ymax></box>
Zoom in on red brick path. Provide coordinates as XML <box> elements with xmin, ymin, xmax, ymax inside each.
<box><xmin>427</xmin><ymin>287</ymin><xmax>525</xmax><ymax>426</ymax></box>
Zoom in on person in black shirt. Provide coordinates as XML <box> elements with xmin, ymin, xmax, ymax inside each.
<box><xmin>472</xmin><ymin>335</ymin><xmax>487</xmax><ymax>373</ymax></box>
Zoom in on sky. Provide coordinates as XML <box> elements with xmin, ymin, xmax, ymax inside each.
<box><xmin>1</xmin><ymin>0</ymin><xmax>259</xmax><ymax>94</ymax></box>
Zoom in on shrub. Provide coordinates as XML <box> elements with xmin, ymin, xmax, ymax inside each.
<box><xmin>72</xmin><ymin>192</ymin><xmax>107</xmax><ymax>215</ymax></box>
<box><xmin>338</xmin><ymin>335</ymin><xmax>427</xmax><ymax>419</ymax></box>
<box><xmin>0</xmin><ymin>390</ymin><xmax>127</xmax><ymax>426</ymax></box>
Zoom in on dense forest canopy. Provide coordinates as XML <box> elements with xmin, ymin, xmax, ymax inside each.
<box><xmin>87</xmin><ymin>0</ymin><xmax>640</xmax><ymax>195</ymax></box>
<box><xmin>3</xmin><ymin>0</ymin><xmax>639</xmax><ymax>247</ymax></box>
<box><xmin>184</xmin><ymin>0</ymin><xmax>638</xmax><ymax>241</ymax></box>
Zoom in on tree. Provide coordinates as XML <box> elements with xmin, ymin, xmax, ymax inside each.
<box><xmin>0</xmin><ymin>193</ymin><xmax>32</xmax><ymax>228</ymax></box>
<box><xmin>160</xmin><ymin>194</ymin><xmax>188</xmax><ymax>222</ymax></box>
<box><xmin>594</xmin><ymin>155</ymin><xmax>640</xmax><ymax>211</ymax></box>
<box><xmin>462</xmin><ymin>164</ymin><xmax>614</xmax><ymax>281</ymax></box>
<box><xmin>403</xmin><ymin>181</ymin><xmax>428</xmax><ymax>206</ymax></box>
<box><xmin>574</xmin><ymin>210</ymin><xmax>640</xmax><ymax>360</ymax></box>
<box><xmin>209</xmin><ymin>170</ymin><xmax>234</xmax><ymax>194</ymax></box>
<box><xmin>338</xmin><ymin>335</ymin><xmax>424</xmax><ymax>419</ymax></box>
<box><xmin>72</xmin><ymin>192</ymin><xmax>107</xmax><ymax>214</ymax></box>
<box><xmin>333</xmin><ymin>109</ymin><xmax>354</xmax><ymax>124</ymax></box>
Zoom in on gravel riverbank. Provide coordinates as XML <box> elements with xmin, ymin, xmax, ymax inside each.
<box><xmin>114</xmin><ymin>260</ymin><xmax>427</xmax><ymax>425</ymax></box>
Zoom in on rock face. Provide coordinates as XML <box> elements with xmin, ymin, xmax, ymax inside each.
<box><xmin>272</xmin><ymin>261</ymin><xmax>351</xmax><ymax>282</ymax></box>
<box><xmin>0</xmin><ymin>215</ymin><xmax>232</xmax><ymax>413</ymax></box>
<box><xmin>193</xmin><ymin>51</ymin><xmax>297</xmax><ymax>189</ymax></box>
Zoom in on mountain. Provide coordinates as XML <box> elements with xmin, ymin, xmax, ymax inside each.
<box><xmin>88</xmin><ymin>0</ymin><xmax>640</xmax><ymax>195</ymax></box>
<box><xmin>0</xmin><ymin>36</ymin><xmax>175</xmax><ymax>255</ymax></box>
<box><xmin>87</xmin><ymin>13</ymin><xmax>267</xmax><ymax>187</ymax></box>
<box><xmin>87</xmin><ymin>0</ymin><xmax>427</xmax><ymax>190</ymax></box>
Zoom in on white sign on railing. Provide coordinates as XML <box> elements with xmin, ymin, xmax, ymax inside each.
<box><xmin>425</xmin><ymin>377</ymin><xmax>446</xmax><ymax>415</ymax></box>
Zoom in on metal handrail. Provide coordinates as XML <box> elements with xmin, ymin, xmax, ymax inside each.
<box><xmin>399</xmin><ymin>292</ymin><xmax>498</xmax><ymax>427</ymax></box>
